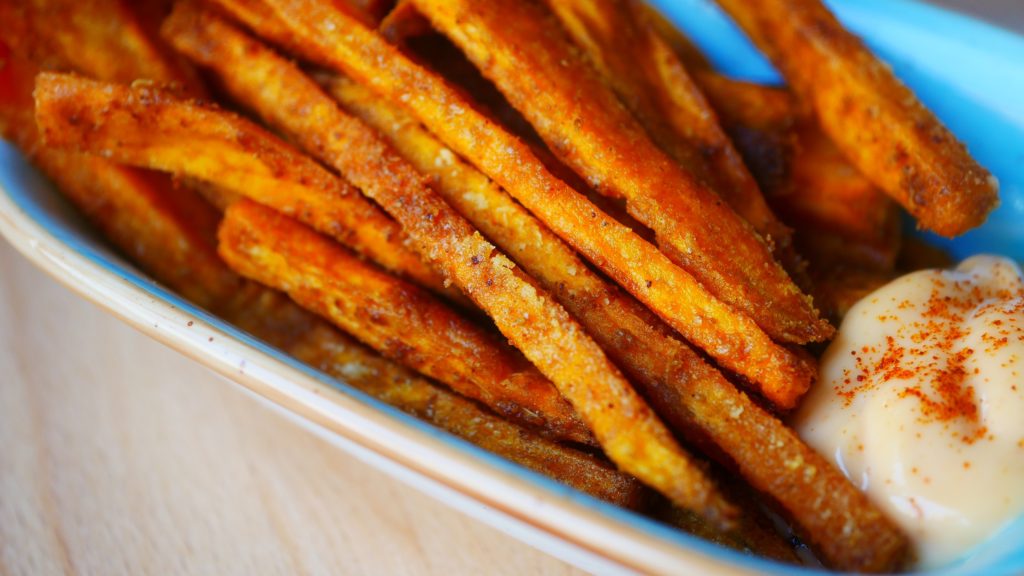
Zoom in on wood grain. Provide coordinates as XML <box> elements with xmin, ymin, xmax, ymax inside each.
<box><xmin>0</xmin><ymin>240</ymin><xmax>584</xmax><ymax>576</ymax></box>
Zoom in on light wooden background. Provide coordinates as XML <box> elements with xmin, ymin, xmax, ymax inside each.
<box><xmin>1</xmin><ymin>2</ymin><xmax>1017</xmax><ymax>575</ymax></box>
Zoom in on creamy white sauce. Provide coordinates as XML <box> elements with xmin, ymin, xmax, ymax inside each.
<box><xmin>795</xmin><ymin>255</ymin><xmax>1024</xmax><ymax>568</ymax></box>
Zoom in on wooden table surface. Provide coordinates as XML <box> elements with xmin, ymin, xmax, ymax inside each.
<box><xmin>1</xmin><ymin>2</ymin><xmax>1018</xmax><ymax>575</ymax></box>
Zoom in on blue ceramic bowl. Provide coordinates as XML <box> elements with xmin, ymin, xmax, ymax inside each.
<box><xmin>1</xmin><ymin>0</ymin><xmax>1022</xmax><ymax>573</ymax></box>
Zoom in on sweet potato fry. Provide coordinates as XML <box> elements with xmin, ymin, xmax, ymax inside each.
<box><xmin>3</xmin><ymin>0</ymin><xmax>646</xmax><ymax>517</ymax></box>
<box><xmin>696</xmin><ymin>75</ymin><xmax>902</xmax><ymax>271</ymax></box>
<box><xmin>286</xmin><ymin>322</ymin><xmax>646</xmax><ymax>508</ymax></box>
<box><xmin>220</xmin><ymin>199</ymin><xmax>593</xmax><ymax>444</ymax></box>
<box><xmin>321</xmin><ymin>74</ymin><xmax>908</xmax><ymax>572</ymax></box>
<box><xmin>543</xmin><ymin>0</ymin><xmax>792</xmax><ymax>256</ymax></box>
<box><xmin>32</xmin><ymin>73</ymin><xmax>452</xmax><ymax>301</ymax></box>
<box><xmin>173</xmin><ymin>4</ymin><xmax>736</xmax><ymax>527</ymax></box>
<box><xmin>205</xmin><ymin>0</ymin><xmax>818</xmax><ymax>414</ymax></box>
<box><xmin>713</xmin><ymin>0</ymin><xmax>998</xmax><ymax>237</ymax></box>
<box><xmin>786</xmin><ymin>123</ymin><xmax>902</xmax><ymax>271</ymax></box>
<box><xmin>379</xmin><ymin>0</ymin><xmax>431</xmax><ymax>43</ymax></box>
<box><xmin>17</xmin><ymin>0</ymin><xmax>204</xmax><ymax>94</ymax></box>
<box><xmin>0</xmin><ymin>19</ymin><xmax>239</xmax><ymax>310</ymax></box>
<box><xmin>409</xmin><ymin>0</ymin><xmax>830</xmax><ymax>345</ymax></box>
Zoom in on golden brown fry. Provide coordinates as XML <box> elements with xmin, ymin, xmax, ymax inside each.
<box><xmin>410</xmin><ymin>0</ymin><xmax>829</xmax><ymax>344</ymax></box>
<box><xmin>714</xmin><ymin>0</ymin><xmax>998</xmax><ymax>237</ymax></box>
<box><xmin>17</xmin><ymin>0</ymin><xmax>204</xmax><ymax>94</ymax></box>
<box><xmin>696</xmin><ymin>75</ymin><xmax>902</xmax><ymax>271</ymax></box>
<box><xmin>207</xmin><ymin>0</ymin><xmax>817</xmax><ymax>414</ymax></box>
<box><xmin>379</xmin><ymin>0</ymin><xmax>431</xmax><ymax>43</ymax></box>
<box><xmin>0</xmin><ymin>20</ymin><xmax>239</xmax><ymax>310</ymax></box>
<box><xmin>787</xmin><ymin>123</ymin><xmax>902</xmax><ymax>271</ymax></box>
<box><xmin>176</xmin><ymin>5</ymin><xmax>736</xmax><ymax>527</ymax></box>
<box><xmin>287</xmin><ymin>323</ymin><xmax>646</xmax><ymax>508</ymax></box>
<box><xmin>322</xmin><ymin>73</ymin><xmax>909</xmax><ymax>571</ymax></box>
<box><xmin>543</xmin><ymin>0</ymin><xmax>792</xmax><ymax>256</ymax></box>
<box><xmin>216</xmin><ymin>199</ymin><xmax>592</xmax><ymax>444</ymax></box>
<box><xmin>2</xmin><ymin>0</ymin><xmax>645</xmax><ymax>517</ymax></box>
<box><xmin>32</xmin><ymin>72</ymin><xmax>452</xmax><ymax>301</ymax></box>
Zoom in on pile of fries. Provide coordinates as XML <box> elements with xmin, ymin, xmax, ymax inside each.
<box><xmin>0</xmin><ymin>0</ymin><xmax>998</xmax><ymax>571</ymax></box>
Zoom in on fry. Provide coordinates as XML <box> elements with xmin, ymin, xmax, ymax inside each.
<box><xmin>3</xmin><ymin>0</ymin><xmax>647</xmax><ymax>522</ymax></box>
<box><xmin>0</xmin><ymin>15</ymin><xmax>239</xmax><ymax>310</ymax></box>
<box><xmin>231</xmin><ymin>197</ymin><xmax>603</xmax><ymax>445</ymax></box>
<box><xmin>713</xmin><ymin>0</ymin><xmax>998</xmax><ymax>237</ymax></box>
<box><xmin>32</xmin><ymin>73</ymin><xmax>452</xmax><ymax>301</ymax></box>
<box><xmin>320</xmin><ymin>73</ymin><xmax>907</xmax><ymax>571</ymax></box>
<box><xmin>787</xmin><ymin>123</ymin><xmax>902</xmax><ymax>271</ymax></box>
<box><xmin>695</xmin><ymin>75</ymin><xmax>902</xmax><ymax>271</ymax></box>
<box><xmin>542</xmin><ymin>0</ymin><xmax>792</xmax><ymax>256</ymax></box>
<box><xmin>17</xmin><ymin>0</ymin><xmax>203</xmax><ymax>94</ymax></box>
<box><xmin>286</xmin><ymin>322</ymin><xmax>646</xmax><ymax>508</ymax></box>
<box><xmin>205</xmin><ymin>0</ymin><xmax>818</xmax><ymax>414</ymax></box>
<box><xmin>379</xmin><ymin>0</ymin><xmax>432</xmax><ymax>43</ymax></box>
<box><xmin>409</xmin><ymin>0</ymin><xmax>829</xmax><ymax>344</ymax></box>
<box><xmin>172</xmin><ymin>4</ymin><xmax>736</xmax><ymax>527</ymax></box>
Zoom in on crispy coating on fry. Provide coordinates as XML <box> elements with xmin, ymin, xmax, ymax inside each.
<box><xmin>16</xmin><ymin>0</ymin><xmax>204</xmax><ymax>94</ymax></box>
<box><xmin>696</xmin><ymin>74</ymin><xmax>904</xmax><ymax>320</ymax></box>
<box><xmin>217</xmin><ymin>200</ymin><xmax>592</xmax><ymax>444</ymax></box>
<box><xmin>714</xmin><ymin>0</ymin><xmax>998</xmax><ymax>237</ymax></box>
<box><xmin>319</xmin><ymin>74</ymin><xmax>910</xmax><ymax>570</ymax></box>
<box><xmin>288</xmin><ymin>323</ymin><xmax>646</xmax><ymax>508</ymax></box>
<box><xmin>32</xmin><ymin>72</ymin><xmax>451</xmax><ymax>300</ymax></box>
<box><xmin>411</xmin><ymin>0</ymin><xmax>830</xmax><ymax>345</ymax></box>
<box><xmin>0</xmin><ymin>24</ymin><xmax>239</xmax><ymax>310</ymax></box>
<box><xmin>195</xmin><ymin>5</ymin><xmax>737</xmax><ymax>524</ymax></box>
<box><xmin>184</xmin><ymin>5</ymin><xmax>736</xmax><ymax>527</ymax></box>
<box><xmin>3</xmin><ymin>0</ymin><xmax>645</xmax><ymax>520</ymax></box>
<box><xmin>786</xmin><ymin>123</ymin><xmax>902</xmax><ymax>271</ymax></box>
<box><xmin>207</xmin><ymin>0</ymin><xmax>817</xmax><ymax>412</ymax></box>
<box><xmin>700</xmin><ymin>75</ymin><xmax>902</xmax><ymax>272</ymax></box>
<box><xmin>379</xmin><ymin>0</ymin><xmax>432</xmax><ymax>43</ymax></box>
<box><xmin>543</xmin><ymin>0</ymin><xmax>792</xmax><ymax>256</ymax></box>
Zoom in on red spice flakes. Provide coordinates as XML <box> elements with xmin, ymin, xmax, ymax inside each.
<box><xmin>837</xmin><ymin>274</ymin><xmax>1024</xmax><ymax>444</ymax></box>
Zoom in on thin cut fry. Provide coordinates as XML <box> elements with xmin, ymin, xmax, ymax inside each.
<box><xmin>32</xmin><ymin>72</ymin><xmax>451</xmax><ymax>300</ymax></box>
<box><xmin>217</xmin><ymin>199</ymin><xmax>592</xmax><ymax>443</ymax></box>
<box><xmin>543</xmin><ymin>0</ymin><xmax>793</xmax><ymax>257</ymax></box>
<box><xmin>174</xmin><ymin>4</ymin><xmax>736</xmax><ymax>527</ymax></box>
<box><xmin>286</xmin><ymin>323</ymin><xmax>645</xmax><ymax>508</ymax></box>
<box><xmin>0</xmin><ymin>13</ymin><xmax>238</xmax><ymax>310</ymax></box>
<box><xmin>409</xmin><ymin>0</ymin><xmax>830</xmax><ymax>344</ymax></box>
<box><xmin>206</xmin><ymin>0</ymin><xmax>818</xmax><ymax>413</ymax></box>
<box><xmin>1</xmin><ymin>1</ymin><xmax>647</xmax><ymax>519</ymax></box>
<box><xmin>379</xmin><ymin>0</ymin><xmax>432</xmax><ymax>43</ymax></box>
<box><xmin>714</xmin><ymin>0</ymin><xmax>998</xmax><ymax>237</ymax></box>
<box><xmin>321</xmin><ymin>73</ymin><xmax>909</xmax><ymax>572</ymax></box>
<box><xmin>18</xmin><ymin>0</ymin><xmax>205</xmax><ymax>94</ymax></box>
<box><xmin>697</xmin><ymin>74</ymin><xmax>902</xmax><ymax>271</ymax></box>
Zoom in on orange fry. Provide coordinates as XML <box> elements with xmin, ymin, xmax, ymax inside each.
<box><xmin>32</xmin><ymin>72</ymin><xmax>451</xmax><ymax>300</ymax></box>
<box><xmin>409</xmin><ymin>0</ymin><xmax>829</xmax><ymax>344</ymax></box>
<box><xmin>218</xmin><ymin>199</ymin><xmax>593</xmax><ymax>445</ymax></box>
<box><xmin>714</xmin><ymin>0</ymin><xmax>998</xmax><ymax>237</ymax></box>
<box><xmin>18</xmin><ymin>0</ymin><xmax>204</xmax><ymax>93</ymax></box>
<box><xmin>176</xmin><ymin>3</ymin><xmax>736</xmax><ymax>527</ymax></box>
<box><xmin>321</xmin><ymin>73</ymin><xmax>908</xmax><ymax>572</ymax></box>
<box><xmin>695</xmin><ymin>75</ymin><xmax>902</xmax><ymax>272</ymax></box>
<box><xmin>543</xmin><ymin>0</ymin><xmax>792</xmax><ymax>255</ymax></box>
<box><xmin>1</xmin><ymin>0</ymin><xmax>645</xmax><ymax>514</ymax></box>
<box><xmin>287</xmin><ymin>324</ymin><xmax>645</xmax><ymax>508</ymax></box>
<box><xmin>205</xmin><ymin>0</ymin><xmax>817</xmax><ymax>411</ymax></box>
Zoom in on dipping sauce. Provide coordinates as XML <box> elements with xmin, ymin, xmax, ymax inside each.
<box><xmin>795</xmin><ymin>255</ymin><xmax>1024</xmax><ymax>568</ymax></box>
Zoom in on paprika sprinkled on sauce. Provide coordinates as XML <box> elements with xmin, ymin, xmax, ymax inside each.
<box><xmin>795</xmin><ymin>256</ymin><xmax>1024</xmax><ymax>569</ymax></box>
